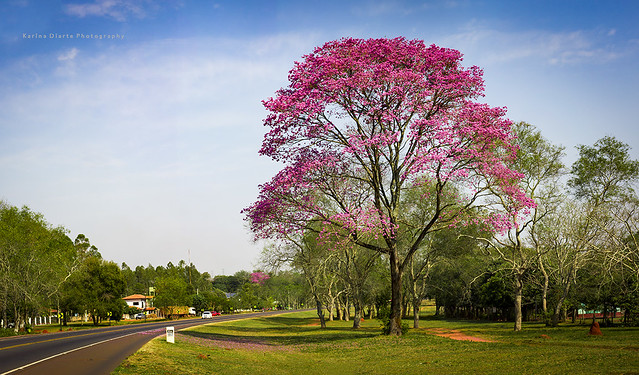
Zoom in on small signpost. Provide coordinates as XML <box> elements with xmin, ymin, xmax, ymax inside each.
<box><xmin>166</xmin><ymin>326</ymin><xmax>175</xmax><ymax>343</ymax></box>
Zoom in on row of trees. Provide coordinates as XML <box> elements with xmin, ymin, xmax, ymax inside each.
<box><xmin>0</xmin><ymin>203</ymin><xmax>120</xmax><ymax>329</ymax></box>
<box><xmin>244</xmin><ymin>37</ymin><xmax>639</xmax><ymax>334</ymax></box>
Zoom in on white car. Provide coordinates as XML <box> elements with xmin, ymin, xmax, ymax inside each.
<box><xmin>201</xmin><ymin>311</ymin><xmax>213</xmax><ymax>319</ymax></box>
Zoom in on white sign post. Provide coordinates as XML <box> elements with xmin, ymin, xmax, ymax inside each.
<box><xmin>166</xmin><ymin>326</ymin><xmax>175</xmax><ymax>343</ymax></box>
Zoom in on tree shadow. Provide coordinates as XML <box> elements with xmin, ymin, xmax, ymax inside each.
<box><xmin>182</xmin><ymin>315</ymin><xmax>380</xmax><ymax>346</ymax></box>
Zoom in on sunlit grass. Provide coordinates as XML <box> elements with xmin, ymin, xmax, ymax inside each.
<box><xmin>113</xmin><ymin>309</ymin><xmax>639</xmax><ymax>375</ymax></box>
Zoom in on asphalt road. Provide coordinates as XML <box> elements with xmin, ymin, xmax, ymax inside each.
<box><xmin>0</xmin><ymin>310</ymin><xmax>291</xmax><ymax>375</ymax></box>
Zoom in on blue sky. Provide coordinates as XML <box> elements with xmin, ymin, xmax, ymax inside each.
<box><xmin>1</xmin><ymin>0</ymin><xmax>638</xmax><ymax>275</ymax></box>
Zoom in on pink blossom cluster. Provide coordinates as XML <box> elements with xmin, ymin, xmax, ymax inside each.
<box><xmin>243</xmin><ymin>37</ymin><xmax>534</xmax><ymax>246</ymax></box>
<box><xmin>329</xmin><ymin>206</ymin><xmax>398</xmax><ymax>240</ymax></box>
<box><xmin>249</xmin><ymin>271</ymin><xmax>270</xmax><ymax>285</ymax></box>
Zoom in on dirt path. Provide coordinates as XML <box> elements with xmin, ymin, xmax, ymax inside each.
<box><xmin>423</xmin><ymin>328</ymin><xmax>496</xmax><ymax>342</ymax></box>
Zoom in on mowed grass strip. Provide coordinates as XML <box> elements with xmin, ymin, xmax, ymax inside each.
<box><xmin>112</xmin><ymin>311</ymin><xmax>639</xmax><ymax>375</ymax></box>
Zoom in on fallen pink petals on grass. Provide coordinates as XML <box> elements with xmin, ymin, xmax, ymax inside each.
<box><xmin>176</xmin><ymin>333</ymin><xmax>298</xmax><ymax>352</ymax></box>
<box><xmin>138</xmin><ymin>328</ymin><xmax>166</xmax><ymax>335</ymax></box>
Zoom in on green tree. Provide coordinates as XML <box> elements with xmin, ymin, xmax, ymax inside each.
<box><xmin>569</xmin><ymin>136</ymin><xmax>639</xmax><ymax>205</ymax></box>
<box><xmin>154</xmin><ymin>275</ymin><xmax>189</xmax><ymax>316</ymax></box>
<box><xmin>63</xmin><ymin>257</ymin><xmax>126</xmax><ymax>325</ymax></box>
<box><xmin>564</xmin><ymin>136</ymin><xmax>639</xmax><ymax>324</ymax></box>
<box><xmin>191</xmin><ymin>293</ymin><xmax>209</xmax><ymax>314</ymax></box>
<box><xmin>0</xmin><ymin>203</ymin><xmax>79</xmax><ymax>330</ymax></box>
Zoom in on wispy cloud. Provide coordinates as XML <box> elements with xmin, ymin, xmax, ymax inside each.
<box><xmin>65</xmin><ymin>0</ymin><xmax>151</xmax><ymax>21</ymax></box>
<box><xmin>354</xmin><ymin>0</ymin><xmax>464</xmax><ymax>17</ymax></box>
<box><xmin>57</xmin><ymin>47</ymin><xmax>78</xmax><ymax>61</ymax></box>
<box><xmin>441</xmin><ymin>26</ymin><xmax>633</xmax><ymax>66</ymax></box>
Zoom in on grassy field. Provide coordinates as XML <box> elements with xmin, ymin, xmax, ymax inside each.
<box><xmin>113</xmin><ymin>308</ymin><xmax>639</xmax><ymax>375</ymax></box>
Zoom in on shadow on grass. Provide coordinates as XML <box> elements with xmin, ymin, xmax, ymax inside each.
<box><xmin>184</xmin><ymin>315</ymin><xmax>380</xmax><ymax>346</ymax></box>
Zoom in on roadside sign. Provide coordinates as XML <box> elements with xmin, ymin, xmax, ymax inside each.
<box><xmin>166</xmin><ymin>326</ymin><xmax>175</xmax><ymax>343</ymax></box>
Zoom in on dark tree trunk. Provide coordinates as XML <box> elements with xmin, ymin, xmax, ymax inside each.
<box><xmin>402</xmin><ymin>296</ymin><xmax>409</xmax><ymax>319</ymax></box>
<box><xmin>352</xmin><ymin>298</ymin><xmax>362</xmax><ymax>329</ymax></box>
<box><xmin>389</xmin><ymin>251</ymin><xmax>403</xmax><ymax>336</ymax></box>
<box><xmin>314</xmin><ymin>297</ymin><xmax>326</xmax><ymax>329</ymax></box>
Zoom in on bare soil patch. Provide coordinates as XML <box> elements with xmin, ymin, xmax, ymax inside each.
<box><xmin>423</xmin><ymin>328</ymin><xmax>496</xmax><ymax>342</ymax></box>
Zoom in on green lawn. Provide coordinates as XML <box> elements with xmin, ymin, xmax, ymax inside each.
<box><xmin>113</xmin><ymin>310</ymin><xmax>639</xmax><ymax>375</ymax></box>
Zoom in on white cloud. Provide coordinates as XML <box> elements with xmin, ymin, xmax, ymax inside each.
<box><xmin>57</xmin><ymin>48</ymin><xmax>79</xmax><ymax>61</ymax></box>
<box><xmin>65</xmin><ymin>0</ymin><xmax>150</xmax><ymax>21</ymax></box>
<box><xmin>439</xmin><ymin>26</ymin><xmax>631</xmax><ymax>66</ymax></box>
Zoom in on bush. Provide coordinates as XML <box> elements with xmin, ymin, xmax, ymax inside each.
<box><xmin>378</xmin><ymin>305</ymin><xmax>409</xmax><ymax>335</ymax></box>
<box><xmin>0</xmin><ymin>328</ymin><xmax>16</xmax><ymax>337</ymax></box>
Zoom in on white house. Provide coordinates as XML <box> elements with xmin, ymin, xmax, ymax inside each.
<box><xmin>122</xmin><ymin>294</ymin><xmax>154</xmax><ymax>311</ymax></box>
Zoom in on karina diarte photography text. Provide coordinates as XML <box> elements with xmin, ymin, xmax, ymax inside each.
<box><xmin>23</xmin><ymin>33</ymin><xmax>125</xmax><ymax>40</ymax></box>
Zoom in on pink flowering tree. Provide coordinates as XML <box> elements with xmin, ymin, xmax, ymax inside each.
<box><xmin>249</xmin><ymin>271</ymin><xmax>270</xmax><ymax>286</ymax></box>
<box><xmin>243</xmin><ymin>37</ymin><xmax>533</xmax><ymax>335</ymax></box>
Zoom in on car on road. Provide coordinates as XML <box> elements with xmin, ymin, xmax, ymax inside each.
<box><xmin>134</xmin><ymin>313</ymin><xmax>145</xmax><ymax>319</ymax></box>
<box><xmin>201</xmin><ymin>311</ymin><xmax>213</xmax><ymax>319</ymax></box>
<box><xmin>211</xmin><ymin>311</ymin><xmax>221</xmax><ymax>316</ymax></box>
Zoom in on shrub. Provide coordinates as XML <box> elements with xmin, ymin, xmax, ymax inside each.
<box><xmin>0</xmin><ymin>328</ymin><xmax>16</xmax><ymax>337</ymax></box>
<box><xmin>378</xmin><ymin>304</ymin><xmax>409</xmax><ymax>335</ymax></box>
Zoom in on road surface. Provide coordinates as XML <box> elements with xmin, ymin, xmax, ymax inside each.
<box><xmin>0</xmin><ymin>310</ymin><xmax>289</xmax><ymax>375</ymax></box>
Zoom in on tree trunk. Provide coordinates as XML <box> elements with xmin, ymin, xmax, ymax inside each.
<box><xmin>402</xmin><ymin>296</ymin><xmax>409</xmax><ymax>319</ymax></box>
<box><xmin>388</xmin><ymin>251</ymin><xmax>403</xmax><ymax>336</ymax></box>
<box><xmin>352</xmin><ymin>298</ymin><xmax>362</xmax><ymax>329</ymax></box>
<box><xmin>552</xmin><ymin>280</ymin><xmax>572</xmax><ymax>326</ymax></box>
<box><xmin>539</xmin><ymin>259</ymin><xmax>550</xmax><ymax>325</ymax></box>
<box><xmin>514</xmin><ymin>275</ymin><xmax>523</xmax><ymax>331</ymax></box>
<box><xmin>413</xmin><ymin>299</ymin><xmax>420</xmax><ymax>329</ymax></box>
<box><xmin>2</xmin><ymin>287</ymin><xmax>6</xmax><ymax>329</ymax></box>
<box><xmin>328</xmin><ymin>300</ymin><xmax>335</xmax><ymax>321</ymax></box>
<box><xmin>343</xmin><ymin>298</ymin><xmax>350</xmax><ymax>321</ymax></box>
<box><xmin>552</xmin><ymin>294</ymin><xmax>567</xmax><ymax>326</ymax></box>
<box><xmin>314</xmin><ymin>297</ymin><xmax>326</xmax><ymax>329</ymax></box>
<box><xmin>13</xmin><ymin>303</ymin><xmax>19</xmax><ymax>333</ymax></box>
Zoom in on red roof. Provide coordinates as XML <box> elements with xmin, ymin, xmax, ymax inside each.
<box><xmin>123</xmin><ymin>294</ymin><xmax>153</xmax><ymax>300</ymax></box>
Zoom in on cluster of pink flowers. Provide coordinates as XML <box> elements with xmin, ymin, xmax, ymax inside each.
<box><xmin>249</xmin><ymin>271</ymin><xmax>270</xmax><ymax>285</ymax></box>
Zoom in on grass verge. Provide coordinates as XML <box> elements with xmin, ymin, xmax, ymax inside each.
<box><xmin>113</xmin><ymin>311</ymin><xmax>639</xmax><ymax>375</ymax></box>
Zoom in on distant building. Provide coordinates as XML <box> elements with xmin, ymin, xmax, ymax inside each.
<box><xmin>122</xmin><ymin>294</ymin><xmax>155</xmax><ymax>312</ymax></box>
